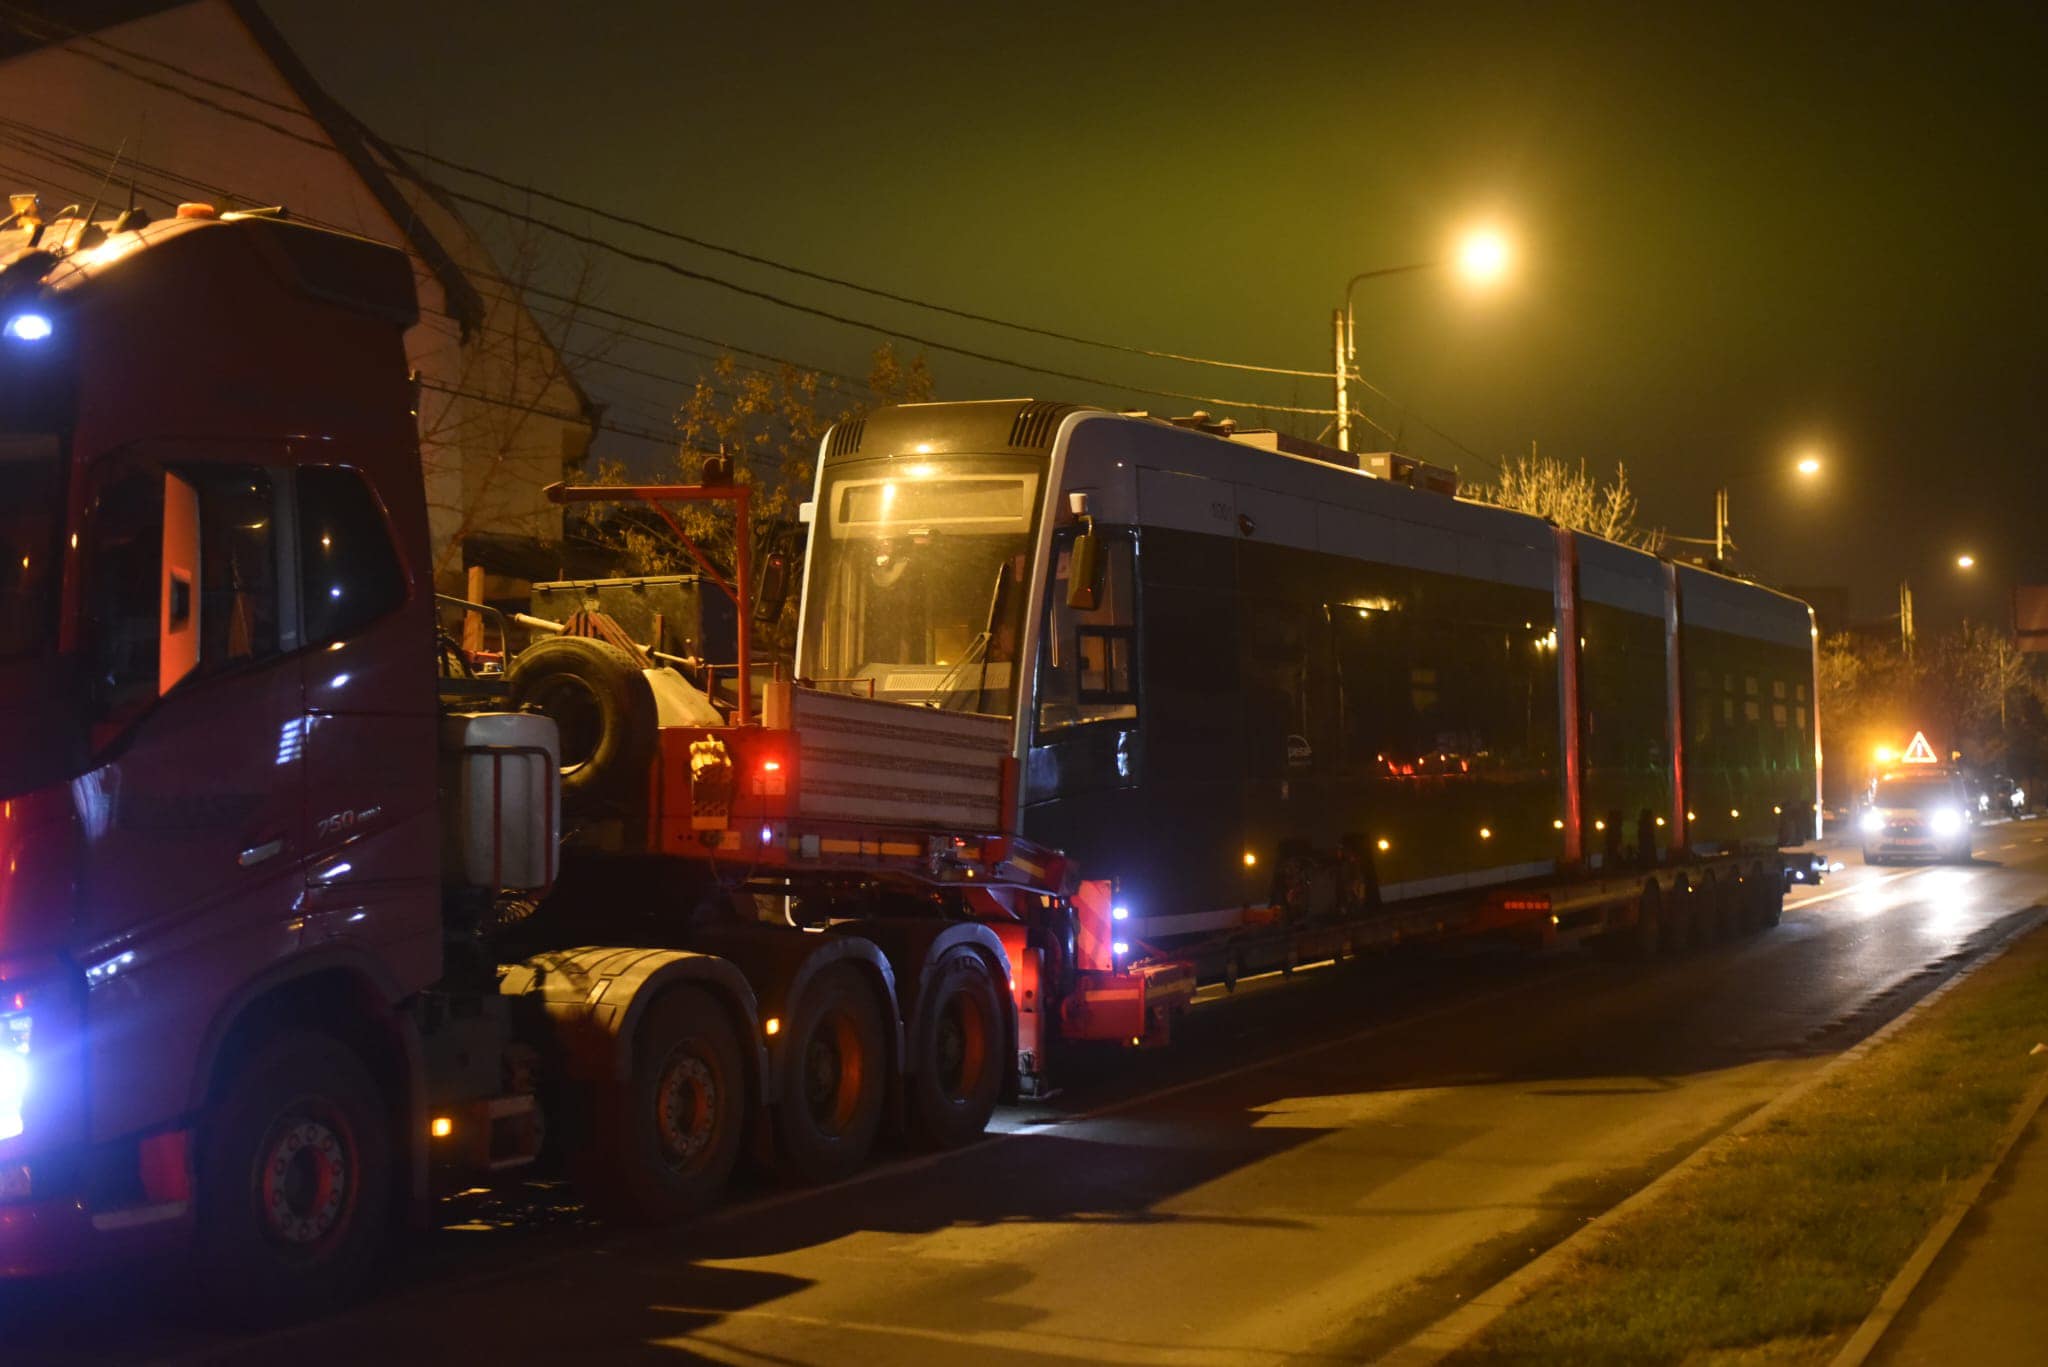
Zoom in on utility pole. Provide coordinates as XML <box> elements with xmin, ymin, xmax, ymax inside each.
<box><xmin>1900</xmin><ymin>579</ymin><xmax>1915</xmax><ymax>659</ymax></box>
<box><xmin>1713</xmin><ymin>486</ymin><xmax>1729</xmax><ymax>562</ymax></box>
<box><xmin>1333</xmin><ymin>309</ymin><xmax>1351</xmax><ymax>453</ymax></box>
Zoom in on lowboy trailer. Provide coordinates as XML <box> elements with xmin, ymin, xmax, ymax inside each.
<box><xmin>0</xmin><ymin>200</ymin><xmax>1819</xmax><ymax>1317</ymax></box>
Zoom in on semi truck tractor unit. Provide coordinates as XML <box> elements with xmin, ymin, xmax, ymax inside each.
<box><xmin>0</xmin><ymin>201</ymin><xmax>1821</xmax><ymax>1314</ymax></box>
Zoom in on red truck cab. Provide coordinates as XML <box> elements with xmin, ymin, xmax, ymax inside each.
<box><xmin>1</xmin><ymin>201</ymin><xmax>442</xmax><ymax>1298</ymax></box>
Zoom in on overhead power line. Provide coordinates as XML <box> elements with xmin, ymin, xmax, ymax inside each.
<box><xmin>0</xmin><ymin>5</ymin><xmax>1517</xmax><ymax>459</ymax></box>
<box><xmin>0</xmin><ymin>7</ymin><xmax>1336</xmax><ymax>421</ymax></box>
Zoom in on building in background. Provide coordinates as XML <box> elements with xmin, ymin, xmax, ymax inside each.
<box><xmin>0</xmin><ymin>0</ymin><xmax>594</xmax><ymax>593</ymax></box>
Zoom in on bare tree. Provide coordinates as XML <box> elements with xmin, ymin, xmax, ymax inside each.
<box><xmin>1470</xmin><ymin>444</ymin><xmax>1663</xmax><ymax>551</ymax></box>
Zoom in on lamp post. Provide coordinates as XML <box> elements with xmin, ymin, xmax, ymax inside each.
<box><xmin>1706</xmin><ymin>450</ymin><xmax>1824</xmax><ymax>564</ymax></box>
<box><xmin>1900</xmin><ymin>553</ymin><xmax>1980</xmax><ymax>658</ymax></box>
<box><xmin>1332</xmin><ymin>227</ymin><xmax>1512</xmax><ymax>452</ymax></box>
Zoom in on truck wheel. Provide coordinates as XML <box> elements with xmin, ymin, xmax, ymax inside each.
<box><xmin>574</xmin><ymin>987</ymin><xmax>745</xmax><ymax>1224</ymax></box>
<box><xmin>908</xmin><ymin>952</ymin><xmax>1005</xmax><ymax>1149</ymax></box>
<box><xmin>1629</xmin><ymin>881</ymin><xmax>1664</xmax><ymax>959</ymax></box>
<box><xmin>193</xmin><ymin>1031</ymin><xmax>391</xmax><ymax>1325</ymax></box>
<box><xmin>776</xmin><ymin>965</ymin><xmax>887</xmax><ymax>1183</ymax></box>
<box><xmin>506</xmin><ymin>636</ymin><xmax>657</xmax><ymax>808</ymax></box>
<box><xmin>1764</xmin><ymin>868</ymin><xmax>1787</xmax><ymax>927</ymax></box>
<box><xmin>1744</xmin><ymin>863</ymin><xmax>1773</xmax><ymax>932</ymax></box>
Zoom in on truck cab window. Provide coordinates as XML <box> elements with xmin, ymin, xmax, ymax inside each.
<box><xmin>84</xmin><ymin>462</ymin><xmax>164</xmax><ymax>714</ymax></box>
<box><xmin>299</xmin><ymin>466</ymin><xmax>406</xmax><ymax>644</ymax></box>
<box><xmin>84</xmin><ymin>461</ymin><xmax>285</xmax><ymax>714</ymax></box>
<box><xmin>1037</xmin><ymin>530</ymin><xmax>1137</xmax><ymax>734</ymax></box>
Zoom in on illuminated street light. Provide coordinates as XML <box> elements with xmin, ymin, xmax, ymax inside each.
<box><xmin>1956</xmin><ymin>553</ymin><xmax>1977</xmax><ymax>570</ymax></box>
<box><xmin>1454</xmin><ymin>227</ymin><xmax>1513</xmax><ymax>288</ymax></box>
<box><xmin>1331</xmin><ymin>222</ymin><xmax>1516</xmax><ymax>452</ymax></box>
<box><xmin>1796</xmin><ymin>455</ymin><xmax>1822</xmax><ymax>476</ymax></box>
<box><xmin>1704</xmin><ymin>453</ymin><xmax>1826</xmax><ymax>564</ymax></box>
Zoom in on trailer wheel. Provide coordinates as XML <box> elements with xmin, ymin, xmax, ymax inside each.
<box><xmin>1629</xmin><ymin>881</ymin><xmax>1665</xmax><ymax>959</ymax></box>
<box><xmin>192</xmin><ymin>1031</ymin><xmax>391</xmax><ymax>1324</ymax></box>
<box><xmin>908</xmin><ymin>952</ymin><xmax>1005</xmax><ymax>1149</ymax></box>
<box><xmin>776</xmin><ymin>965</ymin><xmax>887</xmax><ymax>1183</ymax></box>
<box><xmin>1222</xmin><ymin>954</ymin><xmax>1243</xmax><ymax>994</ymax></box>
<box><xmin>507</xmin><ymin>636</ymin><xmax>657</xmax><ymax>808</ymax></box>
<box><xmin>1665</xmin><ymin>879</ymin><xmax>1697</xmax><ymax>953</ymax></box>
<box><xmin>1764</xmin><ymin>867</ymin><xmax>1787</xmax><ymax>927</ymax></box>
<box><xmin>1713</xmin><ymin>872</ymin><xmax>1743</xmax><ymax>942</ymax></box>
<box><xmin>1743</xmin><ymin>863</ymin><xmax>1773</xmax><ymax>932</ymax></box>
<box><xmin>574</xmin><ymin>987</ymin><xmax>745</xmax><ymax>1224</ymax></box>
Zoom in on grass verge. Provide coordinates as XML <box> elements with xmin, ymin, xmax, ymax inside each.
<box><xmin>1451</xmin><ymin>916</ymin><xmax>2048</xmax><ymax>1366</ymax></box>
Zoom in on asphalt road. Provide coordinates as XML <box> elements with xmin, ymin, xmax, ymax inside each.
<box><xmin>11</xmin><ymin>821</ymin><xmax>2048</xmax><ymax>1365</ymax></box>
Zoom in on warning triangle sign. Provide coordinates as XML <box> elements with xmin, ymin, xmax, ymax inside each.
<box><xmin>1901</xmin><ymin>731</ymin><xmax>1940</xmax><ymax>765</ymax></box>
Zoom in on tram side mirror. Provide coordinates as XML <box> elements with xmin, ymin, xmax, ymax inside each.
<box><xmin>159</xmin><ymin>470</ymin><xmax>201</xmax><ymax>696</ymax></box>
<box><xmin>1066</xmin><ymin>517</ymin><xmax>1102</xmax><ymax>612</ymax></box>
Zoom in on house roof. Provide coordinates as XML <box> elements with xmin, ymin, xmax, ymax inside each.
<box><xmin>0</xmin><ymin>0</ymin><xmax>595</xmax><ymax>422</ymax></box>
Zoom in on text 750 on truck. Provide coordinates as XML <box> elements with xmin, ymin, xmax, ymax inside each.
<box><xmin>0</xmin><ymin>203</ymin><xmax>1823</xmax><ymax>1316</ymax></box>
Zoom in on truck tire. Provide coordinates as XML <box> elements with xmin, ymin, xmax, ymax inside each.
<box><xmin>907</xmin><ymin>951</ymin><xmax>1005</xmax><ymax>1149</ymax></box>
<box><xmin>776</xmin><ymin>964</ymin><xmax>887</xmax><ymax>1183</ymax></box>
<box><xmin>573</xmin><ymin>987</ymin><xmax>746</xmax><ymax>1224</ymax></box>
<box><xmin>1764</xmin><ymin>868</ymin><xmax>1787</xmax><ymax>927</ymax></box>
<box><xmin>507</xmin><ymin>636</ymin><xmax>657</xmax><ymax>808</ymax></box>
<box><xmin>192</xmin><ymin>1031</ymin><xmax>391</xmax><ymax>1325</ymax></box>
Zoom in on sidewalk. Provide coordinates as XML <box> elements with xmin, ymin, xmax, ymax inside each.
<box><xmin>1871</xmin><ymin>1069</ymin><xmax>2048</xmax><ymax>1365</ymax></box>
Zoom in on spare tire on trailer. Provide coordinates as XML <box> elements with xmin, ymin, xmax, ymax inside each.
<box><xmin>508</xmin><ymin>636</ymin><xmax>658</xmax><ymax>809</ymax></box>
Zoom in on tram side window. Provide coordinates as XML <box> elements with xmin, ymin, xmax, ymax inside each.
<box><xmin>1038</xmin><ymin>533</ymin><xmax>1137</xmax><ymax>733</ymax></box>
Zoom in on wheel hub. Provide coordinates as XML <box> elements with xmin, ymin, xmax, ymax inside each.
<box><xmin>259</xmin><ymin>1117</ymin><xmax>349</xmax><ymax>1246</ymax></box>
<box><xmin>657</xmin><ymin>1052</ymin><xmax>717</xmax><ymax>1167</ymax></box>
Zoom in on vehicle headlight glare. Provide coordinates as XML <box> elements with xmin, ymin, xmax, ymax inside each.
<box><xmin>0</xmin><ymin>1049</ymin><xmax>27</xmax><ymax>1142</ymax></box>
<box><xmin>1860</xmin><ymin>808</ymin><xmax>1885</xmax><ymax>835</ymax></box>
<box><xmin>1932</xmin><ymin>807</ymin><xmax>1963</xmax><ymax>836</ymax></box>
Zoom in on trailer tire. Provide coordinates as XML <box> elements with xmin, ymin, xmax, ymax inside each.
<box><xmin>192</xmin><ymin>1030</ymin><xmax>391</xmax><ymax>1325</ymax></box>
<box><xmin>1713</xmin><ymin>872</ymin><xmax>1742</xmax><ymax>942</ymax></box>
<box><xmin>573</xmin><ymin>987</ymin><xmax>746</xmax><ymax>1224</ymax></box>
<box><xmin>776</xmin><ymin>964</ymin><xmax>888</xmax><ymax>1183</ymax></box>
<box><xmin>1744</xmin><ymin>863</ymin><xmax>1773</xmax><ymax>932</ymax></box>
<box><xmin>907</xmin><ymin>951</ymin><xmax>1005</xmax><ymax>1149</ymax></box>
<box><xmin>1665</xmin><ymin>879</ymin><xmax>1697</xmax><ymax>953</ymax></box>
<box><xmin>1629</xmin><ymin>881</ymin><xmax>1665</xmax><ymax>959</ymax></box>
<box><xmin>507</xmin><ymin>636</ymin><xmax>657</xmax><ymax>808</ymax></box>
<box><xmin>1764</xmin><ymin>868</ymin><xmax>1787</xmax><ymax>927</ymax></box>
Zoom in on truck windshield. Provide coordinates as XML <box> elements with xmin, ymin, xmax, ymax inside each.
<box><xmin>799</xmin><ymin>454</ymin><xmax>1042</xmax><ymax>714</ymax></box>
<box><xmin>0</xmin><ymin>434</ymin><xmax>64</xmax><ymax>663</ymax></box>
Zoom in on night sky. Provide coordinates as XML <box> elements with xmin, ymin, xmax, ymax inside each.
<box><xmin>262</xmin><ymin>0</ymin><xmax>2046</xmax><ymax>630</ymax></box>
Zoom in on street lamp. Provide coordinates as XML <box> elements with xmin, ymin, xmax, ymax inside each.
<box><xmin>1899</xmin><ymin>553</ymin><xmax>1980</xmax><ymax>657</ymax></box>
<box><xmin>1331</xmin><ymin>225</ymin><xmax>1513</xmax><ymax>452</ymax></box>
<box><xmin>1709</xmin><ymin>453</ymin><xmax>1823</xmax><ymax>563</ymax></box>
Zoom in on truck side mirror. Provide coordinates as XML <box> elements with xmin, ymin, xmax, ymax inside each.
<box><xmin>745</xmin><ymin>524</ymin><xmax>790</xmax><ymax>627</ymax></box>
<box><xmin>159</xmin><ymin>470</ymin><xmax>200</xmax><ymax>695</ymax></box>
<box><xmin>754</xmin><ymin>538</ymin><xmax>793</xmax><ymax>624</ymax></box>
<box><xmin>1065</xmin><ymin>517</ymin><xmax>1101</xmax><ymax>612</ymax></box>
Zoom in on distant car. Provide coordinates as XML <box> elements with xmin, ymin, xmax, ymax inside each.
<box><xmin>1860</xmin><ymin>771</ymin><xmax>1974</xmax><ymax>864</ymax></box>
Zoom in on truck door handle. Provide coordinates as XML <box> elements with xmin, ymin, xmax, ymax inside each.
<box><xmin>238</xmin><ymin>838</ymin><xmax>285</xmax><ymax>867</ymax></box>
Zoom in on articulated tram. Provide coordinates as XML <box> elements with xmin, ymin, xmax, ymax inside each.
<box><xmin>796</xmin><ymin>400</ymin><xmax>1819</xmax><ymax>944</ymax></box>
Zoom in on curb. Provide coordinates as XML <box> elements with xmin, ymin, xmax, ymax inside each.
<box><xmin>1382</xmin><ymin>904</ymin><xmax>2048</xmax><ymax>1366</ymax></box>
<box><xmin>1826</xmin><ymin>1061</ymin><xmax>2048</xmax><ymax>1367</ymax></box>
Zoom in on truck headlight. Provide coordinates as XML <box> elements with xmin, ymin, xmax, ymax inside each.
<box><xmin>1859</xmin><ymin>808</ymin><xmax>1885</xmax><ymax>835</ymax></box>
<box><xmin>1</xmin><ymin>998</ymin><xmax>30</xmax><ymax>1143</ymax></box>
<box><xmin>1932</xmin><ymin>807</ymin><xmax>1963</xmax><ymax>836</ymax></box>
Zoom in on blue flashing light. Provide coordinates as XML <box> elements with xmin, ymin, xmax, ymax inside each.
<box><xmin>1111</xmin><ymin>904</ymin><xmax>1129</xmax><ymax>921</ymax></box>
<box><xmin>3</xmin><ymin>313</ymin><xmax>53</xmax><ymax>342</ymax></box>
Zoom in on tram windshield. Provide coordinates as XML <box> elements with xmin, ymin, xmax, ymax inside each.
<box><xmin>799</xmin><ymin>454</ymin><xmax>1042</xmax><ymax>715</ymax></box>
